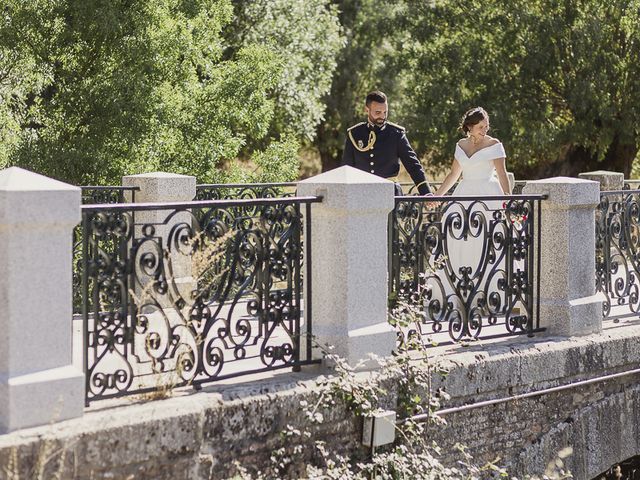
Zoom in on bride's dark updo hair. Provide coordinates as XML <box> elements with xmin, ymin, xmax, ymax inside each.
<box><xmin>459</xmin><ymin>107</ymin><xmax>489</xmax><ymax>134</ymax></box>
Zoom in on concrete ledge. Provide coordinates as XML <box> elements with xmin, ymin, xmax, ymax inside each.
<box><xmin>429</xmin><ymin>324</ymin><xmax>640</xmax><ymax>402</ymax></box>
<box><xmin>0</xmin><ymin>366</ymin><xmax>84</xmax><ymax>433</ymax></box>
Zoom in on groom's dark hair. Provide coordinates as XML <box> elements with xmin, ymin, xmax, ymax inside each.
<box><xmin>366</xmin><ymin>91</ymin><xmax>387</xmax><ymax>106</ymax></box>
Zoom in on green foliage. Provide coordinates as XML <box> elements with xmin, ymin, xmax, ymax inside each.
<box><xmin>249</xmin><ymin>135</ymin><xmax>301</xmax><ymax>183</ymax></box>
<box><xmin>2</xmin><ymin>0</ymin><xmax>637</xmax><ymax>185</ymax></box>
<box><xmin>225</xmin><ymin>0</ymin><xmax>344</xmax><ymax>145</ymax></box>
<box><xmin>399</xmin><ymin>0</ymin><xmax>640</xmax><ymax>177</ymax></box>
<box><xmin>222</xmin><ymin>135</ymin><xmax>301</xmax><ymax>184</ymax></box>
<box><xmin>0</xmin><ymin>0</ymin><xmax>293</xmax><ymax>185</ymax></box>
<box><xmin>315</xmin><ymin>0</ymin><xmax>412</xmax><ymax>171</ymax></box>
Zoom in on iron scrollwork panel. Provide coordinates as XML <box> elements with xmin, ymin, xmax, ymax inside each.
<box><xmin>74</xmin><ymin>187</ymin><xmax>138</xmax><ymax>315</ymax></box>
<box><xmin>83</xmin><ymin>200</ymin><xmax>305</xmax><ymax>402</ymax></box>
<box><xmin>596</xmin><ymin>192</ymin><xmax>640</xmax><ymax>320</ymax></box>
<box><xmin>390</xmin><ymin>197</ymin><xmax>537</xmax><ymax>345</ymax></box>
<box><xmin>83</xmin><ymin>210</ymin><xmax>135</xmax><ymax>399</ymax></box>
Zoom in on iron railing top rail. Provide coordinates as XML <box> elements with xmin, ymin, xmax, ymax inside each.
<box><xmin>196</xmin><ymin>182</ymin><xmax>297</xmax><ymax>188</ymax></box>
<box><xmin>80</xmin><ymin>195</ymin><xmax>323</xmax><ymax>213</ymax></box>
<box><xmin>601</xmin><ymin>189</ymin><xmax>640</xmax><ymax>196</ymax></box>
<box><xmin>394</xmin><ymin>194</ymin><xmax>548</xmax><ymax>202</ymax></box>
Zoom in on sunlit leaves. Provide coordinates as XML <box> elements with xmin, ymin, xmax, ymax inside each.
<box><xmin>0</xmin><ymin>0</ymin><xmax>298</xmax><ymax>184</ymax></box>
<box><xmin>400</xmin><ymin>0</ymin><xmax>640</xmax><ymax>176</ymax></box>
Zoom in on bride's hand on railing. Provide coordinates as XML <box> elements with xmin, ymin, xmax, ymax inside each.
<box><xmin>424</xmin><ymin>193</ymin><xmax>439</xmax><ymax>211</ymax></box>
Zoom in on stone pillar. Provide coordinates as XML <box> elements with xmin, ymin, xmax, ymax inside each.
<box><xmin>122</xmin><ymin>172</ymin><xmax>197</xmax><ymax>297</ymax></box>
<box><xmin>578</xmin><ymin>170</ymin><xmax>624</xmax><ymax>191</ymax></box>
<box><xmin>297</xmin><ymin>166</ymin><xmax>396</xmax><ymax>368</ymax></box>
<box><xmin>523</xmin><ymin>177</ymin><xmax>603</xmax><ymax>336</ymax></box>
<box><xmin>121</xmin><ymin>173</ymin><xmax>197</xmax><ymax>388</ymax></box>
<box><xmin>122</xmin><ymin>172</ymin><xmax>197</xmax><ymax>204</ymax></box>
<box><xmin>0</xmin><ymin>167</ymin><xmax>84</xmax><ymax>433</ymax></box>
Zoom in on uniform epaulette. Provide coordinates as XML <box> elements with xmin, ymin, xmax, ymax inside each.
<box><xmin>347</xmin><ymin>122</ymin><xmax>366</xmax><ymax>132</ymax></box>
<box><xmin>387</xmin><ymin>121</ymin><xmax>406</xmax><ymax>132</ymax></box>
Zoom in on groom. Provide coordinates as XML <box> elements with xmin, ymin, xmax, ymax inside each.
<box><xmin>341</xmin><ymin>90</ymin><xmax>432</xmax><ymax>195</ymax></box>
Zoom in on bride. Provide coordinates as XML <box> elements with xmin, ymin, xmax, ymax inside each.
<box><xmin>427</xmin><ymin>107</ymin><xmax>514</xmax><ymax>339</ymax></box>
<box><xmin>434</xmin><ymin>107</ymin><xmax>510</xmax><ymax>197</ymax></box>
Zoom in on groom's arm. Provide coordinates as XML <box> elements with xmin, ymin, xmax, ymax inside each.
<box><xmin>397</xmin><ymin>131</ymin><xmax>432</xmax><ymax>195</ymax></box>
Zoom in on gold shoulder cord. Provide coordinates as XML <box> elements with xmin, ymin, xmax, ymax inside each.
<box><xmin>348</xmin><ymin>129</ymin><xmax>376</xmax><ymax>152</ymax></box>
<box><xmin>387</xmin><ymin>121</ymin><xmax>405</xmax><ymax>131</ymax></box>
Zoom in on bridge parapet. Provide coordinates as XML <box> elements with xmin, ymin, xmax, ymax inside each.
<box><xmin>524</xmin><ymin>177</ymin><xmax>604</xmax><ymax>336</ymax></box>
<box><xmin>428</xmin><ymin>324</ymin><xmax>640</xmax><ymax>479</ymax></box>
<box><xmin>0</xmin><ymin>323</ymin><xmax>638</xmax><ymax>479</ymax></box>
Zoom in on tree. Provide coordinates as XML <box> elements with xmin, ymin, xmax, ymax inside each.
<box><xmin>224</xmin><ymin>0</ymin><xmax>344</xmax><ymax>148</ymax></box>
<box><xmin>0</xmin><ymin>0</ymin><xmax>297</xmax><ymax>185</ymax></box>
<box><xmin>400</xmin><ymin>0</ymin><xmax>640</xmax><ymax>178</ymax></box>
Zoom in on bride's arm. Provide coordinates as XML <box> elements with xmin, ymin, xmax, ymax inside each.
<box><xmin>434</xmin><ymin>159</ymin><xmax>462</xmax><ymax>195</ymax></box>
<box><xmin>493</xmin><ymin>158</ymin><xmax>511</xmax><ymax>194</ymax></box>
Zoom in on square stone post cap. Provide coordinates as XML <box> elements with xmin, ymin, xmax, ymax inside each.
<box><xmin>0</xmin><ymin>167</ymin><xmax>81</xmax><ymax>225</ymax></box>
<box><xmin>523</xmin><ymin>176</ymin><xmax>599</xmax><ymax>209</ymax></box>
<box><xmin>578</xmin><ymin>170</ymin><xmax>624</xmax><ymax>191</ymax></box>
<box><xmin>122</xmin><ymin>172</ymin><xmax>196</xmax><ymax>202</ymax></box>
<box><xmin>297</xmin><ymin>166</ymin><xmax>395</xmax><ymax>213</ymax></box>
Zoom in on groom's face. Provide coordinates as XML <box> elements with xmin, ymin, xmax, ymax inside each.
<box><xmin>366</xmin><ymin>101</ymin><xmax>388</xmax><ymax>126</ymax></box>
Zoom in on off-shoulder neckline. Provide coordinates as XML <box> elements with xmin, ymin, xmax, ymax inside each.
<box><xmin>456</xmin><ymin>141</ymin><xmax>503</xmax><ymax>159</ymax></box>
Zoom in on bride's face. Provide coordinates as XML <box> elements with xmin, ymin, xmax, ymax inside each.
<box><xmin>468</xmin><ymin>119</ymin><xmax>489</xmax><ymax>137</ymax></box>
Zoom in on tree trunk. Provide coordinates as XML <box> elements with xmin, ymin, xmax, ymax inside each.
<box><xmin>603</xmin><ymin>136</ymin><xmax>637</xmax><ymax>179</ymax></box>
<box><xmin>316</xmin><ymin>123</ymin><xmax>343</xmax><ymax>173</ymax></box>
<box><xmin>320</xmin><ymin>150</ymin><xmax>341</xmax><ymax>172</ymax></box>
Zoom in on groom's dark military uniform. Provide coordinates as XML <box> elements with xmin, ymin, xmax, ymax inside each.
<box><xmin>341</xmin><ymin>121</ymin><xmax>432</xmax><ymax>195</ymax></box>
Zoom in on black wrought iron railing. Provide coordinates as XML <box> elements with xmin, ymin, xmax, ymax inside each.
<box><xmin>81</xmin><ymin>185</ymin><xmax>139</xmax><ymax>204</ymax></box>
<box><xmin>402</xmin><ymin>180</ymin><xmax>528</xmax><ymax>195</ymax></box>
<box><xmin>195</xmin><ymin>182</ymin><xmax>297</xmax><ymax>201</ymax></box>
<box><xmin>79</xmin><ymin>196</ymin><xmax>320</xmax><ymax>404</ymax></box>
<box><xmin>389</xmin><ymin>194</ymin><xmax>545</xmax><ymax>346</ymax></box>
<box><xmin>73</xmin><ymin>187</ymin><xmax>140</xmax><ymax>314</ymax></box>
<box><xmin>596</xmin><ymin>189</ymin><xmax>640</xmax><ymax>321</ymax></box>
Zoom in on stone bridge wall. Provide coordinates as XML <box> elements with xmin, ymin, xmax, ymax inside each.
<box><xmin>0</xmin><ymin>168</ymin><xmax>634</xmax><ymax>479</ymax></box>
<box><xmin>2</xmin><ymin>325</ymin><xmax>639</xmax><ymax>479</ymax></box>
<box><xmin>431</xmin><ymin>324</ymin><xmax>640</xmax><ymax>479</ymax></box>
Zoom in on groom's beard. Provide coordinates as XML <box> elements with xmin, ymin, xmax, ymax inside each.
<box><xmin>369</xmin><ymin>116</ymin><xmax>386</xmax><ymax>127</ymax></box>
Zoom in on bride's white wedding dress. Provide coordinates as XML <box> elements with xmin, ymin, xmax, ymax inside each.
<box><xmin>426</xmin><ymin>141</ymin><xmax>511</xmax><ymax>338</ymax></box>
<box><xmin>447</xmin><ymin>141</ymin><xmax>507</xmax><ymax>273</ymax></box>
<box><xmin>452</xmin><ymin>141</ymin><xmax>506</xmax><ymax>196</ymax></box>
